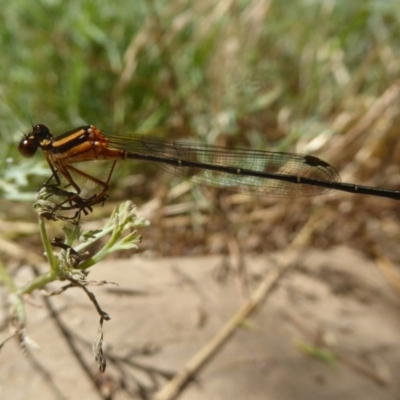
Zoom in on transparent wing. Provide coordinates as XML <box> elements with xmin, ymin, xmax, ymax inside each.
<box><xmin>106</xmin><ymin>133</ymin><xmax>340</xmax><ymax>198</ymax></box>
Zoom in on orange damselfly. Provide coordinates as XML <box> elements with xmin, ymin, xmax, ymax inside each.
<box><xmin>18</xmin><ymin>124</ymin><xmax>400</xmax><ymax>219</ymax></box>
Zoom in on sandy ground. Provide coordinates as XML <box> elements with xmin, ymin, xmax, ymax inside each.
<box><xmin>1</xmin><ymin>246</ymin><xmax>400</xmax><ymax>400</ymax></box>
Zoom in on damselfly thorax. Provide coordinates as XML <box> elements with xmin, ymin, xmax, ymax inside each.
<box><xmin>18</xmin><ymin>124</ymin><xmax>400</xmax><ymax>220</ymax></box>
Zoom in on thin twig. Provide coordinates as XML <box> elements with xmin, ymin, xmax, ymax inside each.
<box><xmin>32</xmin><ymin>263</ymin><xmax>107</xmax><ymax>400</ymax></box>
<box><xmin>69</xmin><ymin>279</ymin><xmax>111</xmax><ymax>321</ymax></box>
<box><xmin>152</xmin><ymin>258</ymin><xmax>294</xmax><ymax>400</ymax></box>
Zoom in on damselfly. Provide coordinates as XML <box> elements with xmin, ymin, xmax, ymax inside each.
<box><xmin>18</xmin><ymin>124</ymin><xmax>400</xmax><ymax>219</ymax></box>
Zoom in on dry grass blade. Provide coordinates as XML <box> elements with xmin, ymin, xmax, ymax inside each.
<box><xmin>153</xmin><ymin>258</ymin><xmax>294</xmax><ymax>400</ymax></box>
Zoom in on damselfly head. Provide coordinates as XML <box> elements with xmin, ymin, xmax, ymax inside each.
<box><xmin>18</xmin><ymin>124</ymin><xmax>52</xmax><ymax>158</ymax></box>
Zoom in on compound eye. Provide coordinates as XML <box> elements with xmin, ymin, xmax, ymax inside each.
<box><xmin>18</xmin><ymin>137</ymin><xmax>38</xmax><ymax>158</ymax></box>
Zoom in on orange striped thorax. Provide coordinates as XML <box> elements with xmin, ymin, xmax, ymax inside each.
<box><xmin>19</xmin><ymin>124</ymin><xmax>126</xmax><ymax>163</ymax></box>
<box><xmin>46</xmin><ymin>125</ymin><xmax>126</xmax><ymax>163</ymax></box>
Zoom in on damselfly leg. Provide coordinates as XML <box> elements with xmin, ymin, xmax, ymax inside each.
<box><xmin>18</xmin><ymin>123</ymin><xmax>400</xmax><ymax>222</ymax></box>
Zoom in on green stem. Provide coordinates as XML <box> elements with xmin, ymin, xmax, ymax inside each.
<box><xmin>38</xmin><ymin>215</ymin><xmax>58</xmax><ymax>275</ymax></box>
<box><xmin>19</xmin><ymin>271</ymin><xmax>56</xmax><ymax>295</ymax></box>
<box><xmin>18</xmin><ymin>216</ymin><xmax>60</xmax><ymax>295</ymax></box>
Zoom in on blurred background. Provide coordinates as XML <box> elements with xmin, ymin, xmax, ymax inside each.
<box><xmin>1</xmin><ymin>0</ymin><xmax>400</xmax><ymax>260</ymax></box>
<box><xmin>2</xmin><ymin>2</ymin><xmax>400</xmax><ymax>399</ymax></box>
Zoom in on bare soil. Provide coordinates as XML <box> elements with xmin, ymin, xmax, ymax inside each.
<box><xmin>1</xmin><ymin>245</ymin><xmax>400</xmax><ymax>400</ymax></box>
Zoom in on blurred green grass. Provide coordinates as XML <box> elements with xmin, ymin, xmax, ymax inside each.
<box><xmin>1</xmin><ymin>0</ymin><xmax>400</xmax><ymax>204</ymax></box>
